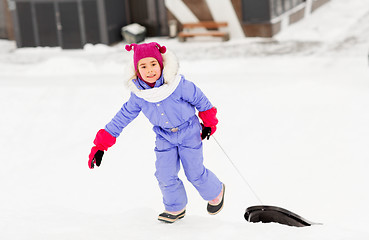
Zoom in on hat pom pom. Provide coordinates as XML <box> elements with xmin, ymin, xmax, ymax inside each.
<box><xmin>153</xmin><ymin>42</ymin><xmax>166</xmax><ymax>54</ymax></box>
<box><xmin>125</xmin><ymin>44</ymin><xmax>137</xmax><ymax>52</ymax></box>
<box><xmin>159</xmin><ymin>45</ymin><xmax>166</xmax><ymax>54</ymax></box>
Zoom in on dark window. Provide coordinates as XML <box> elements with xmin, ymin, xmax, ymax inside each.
<box><xmin>16</xmin><ymin>2</ymin><xmax>36</xmax><ymax>47</ymax></box>
<box><xmin>82</xmin><ymin>0</ymin><xmax>100</xmax><ymax>44</ymax></box>
<box><xmin>35</xmin><ymin>2</ymin><xmax>58</xmax><ymax>47</ymax></box>
<box><xmin>242</xmin><ymin>0</ymin><xmax>271</xmax><ymax>22</ymax></box>
<box><xmin>105</xmin><ymin>0</ymin><xmax>128</xmax><ymax>43</ymax></box>
<box><xmin>59</xmin><ymin>2</ymin><xmax>82</xmax><ymax>49</ymax></box>
<box><xmin>242</xmin><ymin>0</ymin><xmax>306</xmax><ymax>22</ymax></box>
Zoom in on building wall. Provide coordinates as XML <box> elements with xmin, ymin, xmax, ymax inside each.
<box><xmin>183</xmin><ymin>0</ymin><xmax>213</xmax><ymax>22</ymax></box>
<box><xmin>11</xmin><ymin>0</ymin><xmax>167</xmax><ymax>48</ymax></box>
<box><xmin>8</xmin><ymin>0</ymin><xmax>331</xmax><ymax>48</ymax></box>
<box><xmin>165</xmin><ymin>0</ymin><xmax>331</xmax><ymax>38</ymax></box>
<box><xmin>11</xmin><ymin>0</ymin><xmax>129</xmax><ymax>48</ymax></box>
<box><xmin>311</xmin><ymin>0</ymin><xmax>330</xmax><ymax>12</ymax></box>
<box><xmin>0</xmin><ymin>0</ymin><xmax>14</xmax><ymax>39</ymax></box>
<box><xmin>0</xmin><ymin>0</ymin><xmax>5</xmax><ymax>38</ymax></box>
<box><xmin>128</xmin><ymin>0</ymin><xmax>168</xmax><ymax>37</ymax></box>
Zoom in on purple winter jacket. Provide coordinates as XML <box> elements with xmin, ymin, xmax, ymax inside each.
<box><xmin>105</xmin><ymin>50</ymin><xmax>213</xmax><ymax>138</ymax></box>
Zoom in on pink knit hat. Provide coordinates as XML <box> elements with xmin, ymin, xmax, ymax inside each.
<box><xmin>125</xmin><ymin>42</ymin><xmax>167</xmax><ymax>73</ymax></box>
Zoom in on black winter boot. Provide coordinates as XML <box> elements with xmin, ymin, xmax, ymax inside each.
<box><xmin>158</xmin><ymin>209</ymin><xmax>186</xmax><ymax>223</ymax></box>
<box><xmin>207</xmin><ymin>184</ymin><xmax>225</xmax><ymax>215</ymax></box>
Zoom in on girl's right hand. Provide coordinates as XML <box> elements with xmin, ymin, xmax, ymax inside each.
<box><xmin>88</xmin><ymin>129</ymin><xmax>116</xmax><ymax>169</ymax></box>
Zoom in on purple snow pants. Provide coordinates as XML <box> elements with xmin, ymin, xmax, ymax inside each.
<box><xmin>153</xmin><ymin>116</ymin><xmax>223</xmax><ymax>212</ymax></box>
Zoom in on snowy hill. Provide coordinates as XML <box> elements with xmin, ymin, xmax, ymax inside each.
<box><xmin>0</xmin><ymin>0</ymin><xmax>369</xmax><ymax>239</ymax></box>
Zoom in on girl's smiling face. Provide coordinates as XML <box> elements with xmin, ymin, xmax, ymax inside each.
<box><xmin>137</xmin><ymin>57</ymin><xmax>162</xmax><ymax>83</ymax></box>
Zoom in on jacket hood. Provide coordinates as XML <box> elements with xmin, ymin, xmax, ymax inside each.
<box><xmin>125</xmin><ymin>49</ymin><xmax>181</xmax><ymax>103</ymax></box>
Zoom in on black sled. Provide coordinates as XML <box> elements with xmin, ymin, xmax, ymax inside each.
<box><xmin>244</xmin><ymin>205</ymin><xmax>320</xmax><ymax>227</ymax></box>
<box><xmin>212</xmin><ymin>136</ymin><xmax>321</xmax><ymax>227</ymax></box>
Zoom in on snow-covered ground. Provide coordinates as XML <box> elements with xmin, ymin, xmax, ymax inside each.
<box><xmin>1</xmin><ymin>0</ymin><xmax>369</xmax><ymax>239</ymax></box>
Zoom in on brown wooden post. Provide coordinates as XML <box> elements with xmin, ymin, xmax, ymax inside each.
<box><xmin>3</xmin><ymin>0</ymin><xmax>14</xmax><ymax>39</ymax></box>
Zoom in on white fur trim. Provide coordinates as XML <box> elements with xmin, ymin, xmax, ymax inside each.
<box><xmin>133</xmin><ymin>74</ymin><xmax>182</xmax><ymax>103</ymax></box>
<box><xmin>125</xmin><ymin>49</ymin><xmax>180</xmax><ymax>103</ymax></box>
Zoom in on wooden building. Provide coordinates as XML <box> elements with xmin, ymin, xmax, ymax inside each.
<box><xmin>5</xmin><ymin>0</ymin><xmax>330</xmax><ymax>48</ymax></box>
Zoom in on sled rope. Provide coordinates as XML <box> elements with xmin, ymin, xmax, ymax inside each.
<box><xmin>212</xmin><ymin>136</ymin><xmax>263</xmax><ymax>205</ymax></box>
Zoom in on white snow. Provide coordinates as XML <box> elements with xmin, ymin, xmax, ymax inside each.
<box><xmin>1</xmin><ymin>0</ymin><xmax>369</xmax><ymax>239</ymax></box>
<box><xmin>122</xmin><ymin>23</ymin><xmax>147</xmax><ymax>35</ymax></box>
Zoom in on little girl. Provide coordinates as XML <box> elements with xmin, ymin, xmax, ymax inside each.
<box><xmin>88</xmin><ymin>42</ymin><xmax>225</xmax><ymax>223</ymax></box>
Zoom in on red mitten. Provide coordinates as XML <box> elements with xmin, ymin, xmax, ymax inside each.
<box><xmin>88</xmin><ymin>129</ymin><xmax>116</xmax><ymax>169</ymax></box>
<box><xmin>198</xmin><ymin>107</ymin><xmax>218</xmax><ymax>140</ymax></box>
